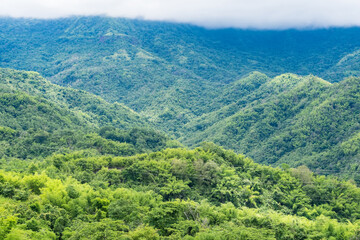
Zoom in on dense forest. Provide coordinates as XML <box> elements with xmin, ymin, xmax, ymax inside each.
<box><xmin>1</xmin><ymin>144</ymin><xmax>360</xmax><ymax>239</ymax></box>
<box><xmin>1</xmin><ymin>17</ymin><xmax>360</xmax><ymax>131</ymax></box>
<box><xmin>0</xmin><ymin>68</ymin><xmax>180</xmax><ymax>160</ymax></box>
<box><xmin>180</xmin><ymin>73</ymin><xmax>360</xmax><ymax>179</ymax></box>
<box><xmin>1</xmin><ymin>16</ymin><xmax>360</xmax><ymax>239</ymax></box>
<box><xmin>1</xmin><ymin>17</ymin><xmax>360</xmax><ymax>179</ymax></box>
<box><xmin>0</xmin><ymin>69</ymin><xmax>359</xmax><ymax>239</ymax></box>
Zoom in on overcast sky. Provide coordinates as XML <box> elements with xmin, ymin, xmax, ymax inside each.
<box><xmin>1</xmin><ymin>0</ymin><xmax>360</xmax><ymax>29</ymax></box>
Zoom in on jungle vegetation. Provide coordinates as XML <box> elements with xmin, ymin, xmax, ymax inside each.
<box><xmin>1</xmin><ymin>17</ymin><xmax>360</xmax><ymax>239</ymax></box>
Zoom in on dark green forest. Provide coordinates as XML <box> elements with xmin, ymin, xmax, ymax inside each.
<box><xmin>1</xmin><ymin>17</ymin><xmax>360</xmax><ymax>239</ymax></box>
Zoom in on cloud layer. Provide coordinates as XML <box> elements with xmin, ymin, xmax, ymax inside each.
<box><xmin>1</xmin><ymin>0</ymin><xmax>360</xmax><ymax>29</ymax></box>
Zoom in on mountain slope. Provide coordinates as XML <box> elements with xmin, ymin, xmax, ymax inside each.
<box><xmin>0</xmin><ymin>68</ymin><xmax>178</xmax><ymax>159</ymax></box>
<box><xmin>2</xmin><ymin>17</ymin><xmax>360</xmax><ymax>135</ymax></box>
<box><xmin>0</xmin><ymin>68</ymin><xmax>146</xmax><ymax>130</ymax></box>
<box><xmin>180</xmin><ymin>73</ymin><xmax>360</xmax><ymax>177</ymax></box>
<box><xmin>1</xmin><ymin>16</ymin><xmax>360</xmax><ymax>240</ymax></box>
<box><xmin>324</xmin><ymin>49</ymin><xmax>360</xmax><ymax>80</ymax></box>
<box><xmin>1</xmin><ymin>17</ymin><xmax>360</xmax><ymax>177</ymax></box>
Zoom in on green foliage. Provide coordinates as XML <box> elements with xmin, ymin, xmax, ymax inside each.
<box><xmin>1</xmin><ymin>143</ymin><xmax>360</xmax><ymax>239</ymax></box>
<box><xmin>1</xmin><ymin>17</ymin><xmax>360</xmax><ymax>239</ymax></box>
<box><xmin>0</xmin><ymin>149</ymin><xmax>360</xmax><ymax>240</ymax></box>
<box><xmin>181</xmin><ymin>74</ymin><xmax>360</xmax><ymax>178</ymax></box>
<box><xmin>2</xmin><ymin>17</ymin><xmax>360</xmax><ymax>140</ymax></box>
<box><xmin>0</xmin><ymin>68</ymin><xmax>180</xmax><ymax>160</ymax></box>
<box><xmin>1</xmin><ymin>19</ymin><xmax>360</xmax><ymax>178</ymax></box>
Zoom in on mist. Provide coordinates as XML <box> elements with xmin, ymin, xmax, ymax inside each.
<box><xmin>1</xmin><ymin>0</ymin><xmax>360</xmax><ymax>29</ymax></box>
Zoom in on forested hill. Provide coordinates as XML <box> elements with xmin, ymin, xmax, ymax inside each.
<box><xmin>1</xmin><ymin>17</ymin><xmax>360</xmax><ymax>178</ymax></box>
<box><xmin>1</xmin><ymin>17</ymin><xmax>360</xmax><ymax>132</ymax></box>
<box><xmin>0</xmin><ymin>68</ymin><xmax>179</xmax><ymax>159</ymax></box>
<box><xmin>180</xmin><ymin>73</ymin><xmax>360</xmax><ymax>178</ymax></box>
<box><xmin>0</xmin><ymin>68</ymin><xmax>146</xmax><ymax>130</ymax></box>
<box><xmin>2</xmin><ymin>16</ymin><xmax>360</xmax><ymax>239</ymax></box>
<box><xmin>1</xmin><ymin>69</ymin><xmax>359</xmax><ymax>240</ymax></box>
<box><xmin>1</xmin><ymin>67</ymin><xmax>359</xmax><ymax>178</ymax></box>
<box><xmin>1</xmin><ymin>141</ymin><xmax>360</xmax><ymax>239</ymax></box>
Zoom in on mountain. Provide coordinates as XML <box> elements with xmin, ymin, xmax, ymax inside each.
<box><xmin>0</xmin><ymin>68</ymin><xmax>146</xmax><ymax>130</ymax></box>
<box><xmin>1</xmin><ymin>17</ymin><xmax>360</xmax><ymax>177</ymax></box>
<box><xmin>1</xmin><ymin>17</ymin><xmax>360</xmax><ymax>135</ymax></box>
<box><xmin>1</xmin><ymin>16</ymin><xmax>360</xmax><ymax>240</ymax></box>
<box><xmin>1</xmin><ymin>69</ymin><xmax>359</xmax><ymax>239</ymax></box>
<box><xmin>180</xmin><ymin>73</ymin><xmax>360</xmax><ymax>178</ymax></box>
<box><xmin>0</xmin><ymin>68</ymin><xmax>179</xmax><ymax>159</ymax></box>
<box><xmin>324</xmin><ymin>49</ymin><xmax>360</xmax><ymax>80</ymax></box>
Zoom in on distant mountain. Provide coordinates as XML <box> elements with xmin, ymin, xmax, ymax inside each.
<box><xmin>1</xmin><ymin>17</ymin><xmax>360</xmax><ymax>177</ymax></box>
<box><xmin>324</xmin><ymin>49</ymin><xmax>360</xmax><ymax>80</ymax></box>
<box><xmin>1</xmin><ymin>17</ymin><xmax>360</xmax><ymax>135</ymax></box>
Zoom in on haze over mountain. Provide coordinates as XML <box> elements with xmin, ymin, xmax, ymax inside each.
<box><xmin>2</xmin><ymin>0</ymin><xmax>360</xmax><ymax>29</ymax></box>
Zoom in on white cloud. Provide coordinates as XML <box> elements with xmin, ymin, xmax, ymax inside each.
<box><xmin>1</xmin><ymin>0</ymin><xmax>360</xmax><ymax>29</ymax></box>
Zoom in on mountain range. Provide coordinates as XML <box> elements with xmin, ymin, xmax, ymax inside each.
<box><xmin>0</xmin><ymin>16</ymin><xmax>360</xmax><ymax>239</ymax></box>
<box><xmin>1</xmin><ymin>16</ymin><xmax>359</xmax><ymax>178</ymax></box>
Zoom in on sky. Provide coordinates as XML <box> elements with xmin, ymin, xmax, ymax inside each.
<box><xmin>1</xmin><ymin>0</ymin><xmax>360</xmax><ymax>29</ymax></box>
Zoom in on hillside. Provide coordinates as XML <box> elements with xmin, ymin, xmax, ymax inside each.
<box><xmin>180</xmin><ymin>73</ymin><xmax>360</xmax><ymax>178</ymax></box>
<box><xmin>1</xmin><ymin>15</ymin><xmax>360</xmax><ymax>177</ymax></box>
<box><xmin>0</xmin><ymin>68</ymin><xmax>147</xmax><ymax>130</ymax></box>
<box><xmin>1</xmin><ymin>13</ymin><xmax>360</xmax><ymax>240</ymax></box>
<box><xmin>0</xmin><ymin>68</ymin><xmax>179</xmax><ymax>159</ymax></box>
<box><xmin>324</xmin><ymin>49</ymin><xmax>360</xmax><ymax>80</ymax></box>
<box><xmin>1</xmin><ymin>17</ymin><xmax>360</xmax><ymax>135</ymax></box>
<box><xmin>0</xmin><ymin>143</ymin><xmax>359</xmax><ymax>239</ymax></box>
<box><xmin>1</xmin><ymin>69</ymin><xmax>359</xmax><ymax>239</ymax></box>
